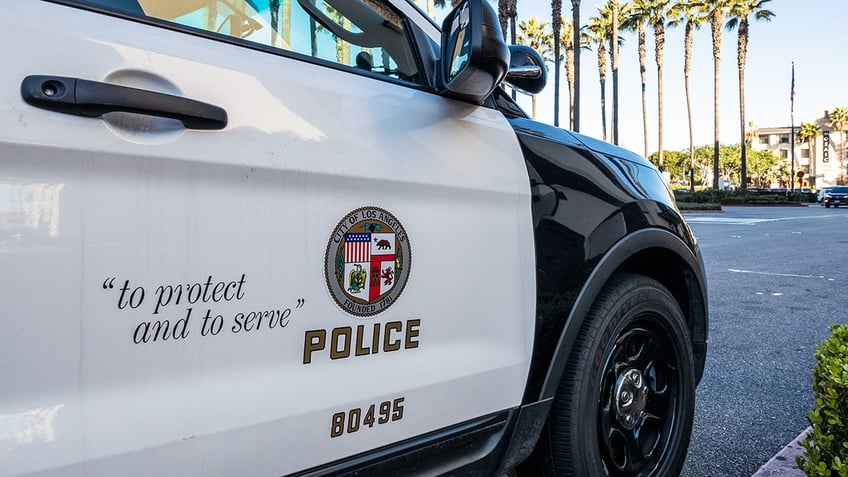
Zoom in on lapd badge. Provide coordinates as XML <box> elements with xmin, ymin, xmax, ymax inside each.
<box><xmin>325</xmin><ymin>207</ymin><xmax>411</xmax><ymax>317</ymax></box>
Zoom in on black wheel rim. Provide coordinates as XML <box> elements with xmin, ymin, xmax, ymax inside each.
<box><xmin>597</xmin><ymin>316</ymin><xmax>682</xmax><ymax>476</ymax></box>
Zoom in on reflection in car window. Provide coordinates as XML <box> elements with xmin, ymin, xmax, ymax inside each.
<box><xmin>83</xmin><ymin>0</ymin><xmax>423</xmax><ymax>85</ymax></box>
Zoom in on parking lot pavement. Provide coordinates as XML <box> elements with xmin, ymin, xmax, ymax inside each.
<box><xmin>679</xmin><ymin>206</ymin><xmax>847</xmax><ymax>476</ymax></box>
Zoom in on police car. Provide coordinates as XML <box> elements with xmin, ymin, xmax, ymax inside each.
<box><xmin>0</xmin><ymin>0</ymin><xmax>708</xmax><ymax>475</ymax></box>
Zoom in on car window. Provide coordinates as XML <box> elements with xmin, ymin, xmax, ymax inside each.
<box><xmin>75</xmin><ymin>0</ymin><xmax>425</xmax><ymax>85</ymax></box>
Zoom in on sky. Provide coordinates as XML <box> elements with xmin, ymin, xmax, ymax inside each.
<box><xmin>463</xmin><ymin>0</ymin><xmax>848</xmax><ymax>155</ymax></box>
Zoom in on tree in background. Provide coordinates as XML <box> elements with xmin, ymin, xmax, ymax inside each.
<box><xmin>571</xmin><ymin>0</ymin><xmax>582</xmax><ymax>131</ymax></box>
<box><xmin>499</xmin><ymin>0</ymin><xmax>519</xmax><ymax>43</ymax></box>
<box><xmin>649</xmin><ymin>150</ymin><xmax>688</xmax><ymax>182</ymax></box>
<box><xmin>609</xmin><ymin>0</ymin><xmax>621</xmax><ymax>144</ymax></box>
<box><xmin>748</xmin><ymin>148</ymin><xmax>781</xmax><ymax>187</ymax></box>
<box><xmin>560</xmin><ymin>17</ymin><xmax>577</xmax><ymax>129</ymax></box>
<box><xmin>624</xmin><ymin>0</ymin><xmax>651</xmax><ymax>158</ymax></box>
<box><xmin>668</xmin><ymin>0</ymin><xmax>708</xmax><ymax>192</ymax></box>
<box><xmin>706</xmin><ymin>0</ymin><xmax>735</xmax><ymax>189</ymax></box>
<box><xmin>727</xmin><ymin>0</ymin><xmax>775</xmax><ymax>190</ymax></box>
<box><xmin>828</xmin><ymin>107</ymin><xmax>848</xmax><ymax>184</ymax></box>
<box><xmin>552</xmin><ymin>0</ymin><xmax>563</xmax><ymax>126</ymax></box>
<box><xmin>798</xmin><ymin>122</ymin><xmax>822</xmax><ymax>185</ymax></box>
<box><xmin>587</xmin><ymin>8</ymin><xmax>612</xmax><ymax>140</ymax></box>
<box><xmin>646</xmin><ymin>0</ymin><xmax>673</xmax><ymax>170</ymax></box>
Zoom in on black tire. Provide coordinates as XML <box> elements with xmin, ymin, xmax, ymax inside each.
<box><xmin>826</xmin><ymin>204</ymin><xmax>831</xmax><ymax>208</ymax></box>
<box><xmin>527</xmin><ymin>273</ymin><xmax>696</xmax><ymax>477</ymax></box>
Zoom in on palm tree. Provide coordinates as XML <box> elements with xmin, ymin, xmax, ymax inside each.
<box><xmin>270</xmin><ymin>1</ymin><xmax>280</xmax><ymax>47</ymax></box>
<box><xmin>597</xmin><ymin>2</ymin><xmax>629</xmax><ymax>144</ymax></box>
<box><xmin>668</xmin><ymin>0</ymin><xmax>708</xmax><ymax>192</ymax></box>
<box><xmin>798</xmin><ymin>122</ymin><xmax>821</xmax><ymax>183</ymax></box>
<box><xmin>745</xmin><ymin>120</ymin><xmax>757</xmax><ymax>145</ymax></box>
<box><xmin>587</xmin><ymin>10</ymin><xmax>611</xmax><ymax>141</ymax></box>
<box><xmin>561</xmin><ymin>17</ymin><xmax>577</xmax><ymax>129</ymax></box>
<box><xmin>727</xmin><ymin>0</ymin><xmax>775</xmax><ymax>190</ymax></box>
<box><xmin>517</xmin><ymin>18</ymin><xmax>553</xmax><ymax>119</ymax></box>
<box><xmin>828</xmin><ymin>107</ymin><xmax>848</xmax><ymax>184</ymax></box>
<box><xmin>609</xmin><ymin>0</ymin><xmax>621</xmax><ymax>145</ymax></box>
<box><xmin>571</xmin><ymin>0</ymin><xmax>581</xmax><ymax>131</ymax></box>
<box><xmin>646</xmin><ymin>0</ymin><xmax>673</xmax><ymax>170</ymax></box>
<box><xmin>552</xmin><ymin>0</ymin><xmax>563</xmax><ymax>126</ymax></box>
<box><xmin>498</xmin><ymin>0</ymin><xmax>518</xmax><ymax>43</ymax></box>
<box><xmin>417</xmin><ymin>0</ymin><xmax>454</xmax><ymax>19</ymax></box>
<box><xmin>624</xmin><ymin>0</ymin><xmax>650</xmax><ymax>158</ymax></box>
<box><xmin>707</xmin><ymin>0</ymin><xmax>734</xmax><ymax>189</ymax></box>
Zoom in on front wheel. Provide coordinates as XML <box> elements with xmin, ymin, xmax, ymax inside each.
<box><xmin>527</xmin><ymin>273</ymin><xmax>696</xmax><ymax>476</ymax></box>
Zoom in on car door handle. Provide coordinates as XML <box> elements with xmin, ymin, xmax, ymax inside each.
<box><xmin>21</xmin><ymin>75</ymin><xmax>227</xmax><ymax>130</ymax></box>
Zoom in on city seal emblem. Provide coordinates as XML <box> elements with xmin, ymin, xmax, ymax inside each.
<box><xmin>325</xmin><ymin>207</ymin><xmax>411</xmax><ymax>317</ymax></box>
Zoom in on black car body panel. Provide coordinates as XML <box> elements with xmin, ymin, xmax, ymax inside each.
<box><xmin>504</xmin><ymin>117</ymin><xmax>708</xmax><ymax>401</ymax></box>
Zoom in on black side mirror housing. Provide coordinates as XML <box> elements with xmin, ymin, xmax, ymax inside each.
<box><xmin>504</xmin><ymin>45</ymin><xmax>547</xmax><ymax>95</ymax></box>
<box><xmin>438</xmin><ymin>0</ymin><xmax>509</xmax><ymax>104</ymax></box>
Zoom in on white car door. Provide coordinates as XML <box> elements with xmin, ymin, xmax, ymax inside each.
<box><xmin>0</xmin><ymin>1</ymin><xmax>535</xmax><ymax>475</ymax></box>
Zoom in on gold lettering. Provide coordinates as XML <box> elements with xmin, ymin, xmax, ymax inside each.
<box><xmin>384</xmin><ymin>321</ymin><xmax>402</xmax><ymax>351</ymax></box>
<box><xmin>303</xmin><ymin>330</ymin><xmax>326</xmax><ymax>364</ymax></box>
<box><xmin>331</xmin><ymin>327</ymin><xmax>352</xmax><ymax>360</ymax></box>
<box><xmin>405</xmin><ymin>319</ymin><xmax>420</xmax><ymax>349</ymax></box>
<box><xmin>355</xmin><ymin>325</ymin><xmax>371</xmax><ymax>356</ymax></box>
<box><xmin>372</xmin><ymin>323</ymin><xmax>381</xmax><ymax>354</ymax></box>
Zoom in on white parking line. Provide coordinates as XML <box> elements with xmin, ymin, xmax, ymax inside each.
<box><xmin>728</xmin><ymin>269</ymin><xmax>835</xmax><ymax>281</ymax></box>
<box><xmin>684</xmin><ymin>215</ymin><xmax>835</xmax><ymax>225</ymax></box>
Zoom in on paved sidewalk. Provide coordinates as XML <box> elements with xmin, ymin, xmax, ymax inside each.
<box><xmin>751</xmin><ymin>428</ymin><xmax>809</xmax><ymax>477</ymax></box>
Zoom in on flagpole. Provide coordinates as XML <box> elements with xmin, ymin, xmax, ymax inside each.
<box><xmin>790</xmin><ymin>62</ymin><xmax>796</xmax><ymax>193</ymax></box>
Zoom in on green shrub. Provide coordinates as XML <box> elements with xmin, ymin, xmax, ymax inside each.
<box><xmin>676</xmin><ymin>202</ymin><xmax>722</xmax><ymax>211</ymax></box>
<box><xmin>797</xmin><ymin>325</ymin><xmax>848</xmax><ymax>477</ymax></box>
<box><xmin>674</xmin><ymin>189</ymin><xmax>816</xmax><ymax>206</ymax></box>
<box><xmin>674</xmin><ymin>190</ymin><xmax>727</xmax><ymax>204</ymax></box>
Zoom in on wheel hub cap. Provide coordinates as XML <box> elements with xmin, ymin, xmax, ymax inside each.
<box><xmin>614</xmin><ymin>368</ymin><xmax>647</xmax><ymax>430</ymax></box>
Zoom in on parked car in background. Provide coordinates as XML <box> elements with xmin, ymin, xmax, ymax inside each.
<box><xmin>823</xmin><ymin>186</ymin><xmax>848</xmax><ymax>208</ymax></box>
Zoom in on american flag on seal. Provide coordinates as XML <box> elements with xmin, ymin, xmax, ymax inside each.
<box><xmin>345</xmin><ymin>233</ymin><xmax>371</xmax><ymax>263</ymax></box>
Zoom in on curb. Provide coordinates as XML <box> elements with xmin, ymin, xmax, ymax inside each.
<box><xmin>751</xmin><ymin>428</ymin><xmax>809</xmax><ymax>477</ymax></box>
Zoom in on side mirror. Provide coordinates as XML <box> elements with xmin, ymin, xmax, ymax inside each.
<box><xmin>438</xmin><ymin>0</ymin><xmax>509</xmax><ymax>104</ymax></box>
<box><xmin>504</xmin><ymin>45</ymin><xmax>547</xmax><ymax>95</ymax></box>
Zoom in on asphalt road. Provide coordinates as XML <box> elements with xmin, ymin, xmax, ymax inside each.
<box><xmin>679</xmin><ymin>205</ymin><xmax>848</xmax><ymax>476</ymax></box>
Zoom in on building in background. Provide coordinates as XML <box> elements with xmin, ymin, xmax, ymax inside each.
<box><xmin>753</xmin><ymin>111</ymin><xmax>847</xmax><ymax>189</ymax></box>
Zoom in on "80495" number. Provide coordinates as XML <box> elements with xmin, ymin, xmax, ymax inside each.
<box><xmin>330</xmin><ymin>397</ymin><xmax>404</xmax><ymax>438</ymax></box>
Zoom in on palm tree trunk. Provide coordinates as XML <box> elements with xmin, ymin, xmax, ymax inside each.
<box><xmin>638</xmin><ymin>22</ymin><xmax>648</xmax><ymax>159</ymax></box>
<box><xmin>282</xmin><ymin>0</ymin><xmax>291</xmax><ymax>47</ymax></box>
<box><xmin>685</xmin><ymin>20</ymin><xmax>695</xmax><ymax>192</ymax></box>
<box><xmin>566</xmin><ymin>36</ymin><xmax>575</xmax><ymax>130</ymax></box>
<box><xmin>610</xmin><ymin>0</ymin><xmax>619</xmax><ymax>145</ymax></box>
<box><xmin>598</xmin><ymin>42</ymin><xmax>607</xmax><ymax>141</ymax></box>
<box><xmin>711</xmin><ymin>9</ymin><xmax>722</xmax><ymax>189</ymax></box>
<box><xmin>553</xmin><ymin>1</ymin><xmax>562</xmax><ymax>127</ymax></box>
<box><xmin>811</xmin><ymin>137</ymin><xmax>816</xmax><ymax>182</ymax></box>
<box><xmin>270</xmin><ymin>0</ymin><xmax>280</xmax><ymax>47</ymax></box>
<box><xmin>532</xmin><ymin>94</ymin><xmax>538</xmax><ymax>120</ymax></box>
<box><xmin>842</xmin><ymin>128</ymin><xmax>846</xmax><ymax>184</ymax></box>
<box><xmin>572</xmin><ymin>0</ymin><xmax>581</xmax><ymax>132</ymax></box>
<box><xmin>738</xmin><ymin>19</ymin><xmax>749</xmax><ymax>190</ymax></box>
<box><xmin>655</xmin><ymin>19</ymin><xmax>665</xmax><ymax>170</ymax></box>
<box><xmin>498</xmin><ymin>1</ymin><xmax>509</xmax><ymax>37</ymax></box>
<box><xmin>310</xmin><ymin>18</ymin><xmax>318</xmax><ymax>57</ymax></box>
